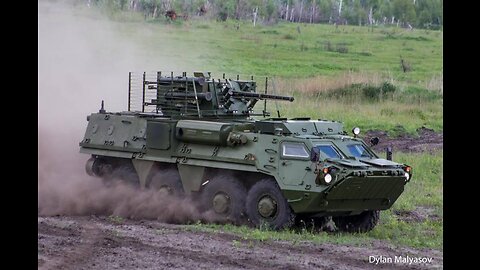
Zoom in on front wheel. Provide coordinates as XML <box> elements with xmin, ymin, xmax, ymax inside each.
<box><xmin>246</xmin><ymin>179</ymin><xmax>294</xmax><ymax>230</ymax></box>
<box><xmin>333</xmin><ymin>210</ymin><xmax>380</xmax><ymax>233</ymax></box>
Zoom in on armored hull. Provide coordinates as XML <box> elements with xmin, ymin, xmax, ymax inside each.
<box><xmin>80</xmin><ymin>72</ymin><xmax>412</xmax><ymax>232</ymax></box>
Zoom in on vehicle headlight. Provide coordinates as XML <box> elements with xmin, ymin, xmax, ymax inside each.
<box><xmin>324</xmin><ymin>173</ymin><xmax>332</xmax><ymax>183</ymax></box>
<box><xmin>403</xmin><ymin>165</ymin><xmax>412</xmax><ymax>182</ymax></box>
<box><xmin>352</xmin><ymin>127</ymin><xmax>361</xmax><ymax>136</ymax></box>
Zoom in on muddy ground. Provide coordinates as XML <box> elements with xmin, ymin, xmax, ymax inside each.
<box><xmin>38</xmin><ymin>216</ymin><xmax>443</xmax><ymax>270</ymax></box>
<box><xmin>364</xmin><ymin>127</ymin><xmax>443</xmax><ymax>154</ymax></box>
<box><xmin>38</xmin><ymin>130</ymin><xmax>443</xmax><ymax>269</ymax></box>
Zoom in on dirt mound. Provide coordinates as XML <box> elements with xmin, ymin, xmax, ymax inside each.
<box><xmin>363</xmin><ymin>127</ymin><xmax>443</xmax><ymax>154</ymax></box>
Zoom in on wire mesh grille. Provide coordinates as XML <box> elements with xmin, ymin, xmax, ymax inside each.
<box><xmin>127</xmin><ymin>71</ymin><xmax>285</xmax><ymax>118</ymax></box>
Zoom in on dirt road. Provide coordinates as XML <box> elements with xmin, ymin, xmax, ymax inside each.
<box><xmin>38</xmin><ymin>216</ymin><xmax>442</xmax><ymax>270</ymax></box>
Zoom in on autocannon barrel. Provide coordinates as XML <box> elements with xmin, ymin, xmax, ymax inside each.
<box><xmin>158</xmin><ymin>77</ymin><xmax>206</xmax><ymax>85</ymax></box>
<box><xmin>164</xmin><ymin>91</ymin><xmax>213</xmax><ymax>101</ymax></box>
<box><xmin>228</xmin><ymin>90</ymin><xmax>294</xmax><ymax>102</ymax></box>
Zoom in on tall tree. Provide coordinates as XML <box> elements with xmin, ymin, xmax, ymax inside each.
<box><xmin>392</xmin><ymin>0</ymin><xmax>416</xmax><ymax>26</ymax></box>
<box><xmin>415</xmin><ymin>0</ymin><xmax>442</xmax><ymax>28</ymax></box>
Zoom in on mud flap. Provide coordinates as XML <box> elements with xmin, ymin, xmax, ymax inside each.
<box><xmin>177</xmin><ymin>164</ymin><xmax>205</xmax><ymax>194</ymax></box>
<box><xmin>131</xmin><ymin>159</ymin><xmax>154</xmax><ymax>188</ymax></box>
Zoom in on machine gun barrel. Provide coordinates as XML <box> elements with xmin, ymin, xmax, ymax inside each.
<box><xmin>228</xmin><ymin>90</ymin><xmax>294</xmax><ymax>102</ymax></box>
<box><xmin>164</xmin><ymin>91</ymin><xmax>213</xmax><ymax>101</ymax></box>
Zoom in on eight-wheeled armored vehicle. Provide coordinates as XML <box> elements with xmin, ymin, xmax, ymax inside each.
<box><xmin>79</xmin><ymin>71</ymin><xmax>412</xmax><ymax>232</ymax></box>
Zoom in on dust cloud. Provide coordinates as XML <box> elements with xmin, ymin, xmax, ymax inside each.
<box><xmin>38</xmin><ymin>1</ymin><xmax>212</xmax><ymax>223</ymax></box>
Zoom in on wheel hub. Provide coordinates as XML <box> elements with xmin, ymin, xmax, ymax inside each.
<box><xmin>258</xmin><ymin>196</ymin><xmax>277</xmax><ymax>218</ymax></box>
<box><xmin>158</xmin><ymin>185</ymin><xmax>172</xmax><ymax>195</ymax></box>
<box><xmin>213</xmin><ymin>193</ymin><xmax>230</xmax><ymax>214</ymax></box>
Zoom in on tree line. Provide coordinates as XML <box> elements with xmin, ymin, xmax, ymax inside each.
<box><xmin>84</xmin><ymin>0</ymin><xmax>442</xmax><ymax>29</ymax></box>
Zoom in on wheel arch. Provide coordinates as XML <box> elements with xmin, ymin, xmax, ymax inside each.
<box><xmin>201</xmin><ymin>168</ymin><xmax>277</xmax><ymax>192</ymax></box>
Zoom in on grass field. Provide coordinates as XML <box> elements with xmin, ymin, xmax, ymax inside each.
<box><xmin>88</xmin><ymin>11</ymin><xmax>443</xmax><ymax>135</ymax></box>
<box><xmin>107</xmin><ymin>13</ymin><xmax>443</xmax><ymax>83</ymax></box>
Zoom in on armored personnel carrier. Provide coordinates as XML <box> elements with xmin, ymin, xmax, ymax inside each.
<box><xmin>79</xmin><ymin>71</ymin><xmax>412</xmax><ymax>232</ymax></box>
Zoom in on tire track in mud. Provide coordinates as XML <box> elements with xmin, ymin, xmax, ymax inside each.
<box><xmin>38</xmin><ymin>216</ymin><xmax>442</xmax><ymax>269</ymax></box>
<box><xmin>172</xmin><ymin>227</ymin><xmax>421</xmax><ymax>270</ymax></box>
<box><xmin>38</xmin><ymin>217</ymin><xmax>103</xmax><ymax>270</ymax></box>
<box><xmin>94</xmin><ymin>219</ymin><xmax>299</xmax><ymax>270</ymax></box>
<box><xmin>145</xmin><ymin>220</ymin><xmax>443</xmax><ymax>269</ymax></box>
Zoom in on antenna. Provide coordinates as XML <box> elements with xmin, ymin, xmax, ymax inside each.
<box><xmin>192</xmin><ymin>77</ymin><xmax>201</xmax><ymax>118</ymax></box>
<box><xmin>263</xmin><ymin>77</ymin><xmax>268</xmax><ymax>117</ymax></box>
<box><xmin>99</xmin><ymin>100</ymin><xmax>106</xmax><ymax>113</ymax></box>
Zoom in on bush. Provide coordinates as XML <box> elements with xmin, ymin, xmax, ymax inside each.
<box><xmin>324</xmin><ymin>41</ymin><xmax>333</xmax><ymax>51</ymax></box>
<box><xmin>336</xmin><ymin>43</ymin><xmax>349</xmax><ymax>53</ymax></box>
<box><xmin>362</xmin><ymin>85</ymin><xmax>381</xmax><ymax>100</ymax></box>
<box><xmin>322</xmin><ymin>82</ymin><xmax>397</xmax><ymax>101</ymax></box>
<box><xmin>262</xmin><ymin>30</ymin><xmax>279</xmax><ymax>35</ymax></box>
<box><xmin>324</xmin><ymin>41</ymin><xmax>349</xmax><ymax>53</ymax></box>
<box><xmin>381</xmin><ymin>82</ymin><xmax>397</xmax><ymax>94</ymax></box>
<box><xmin>283</xmin><ymin>34</ymin><xmax>296</xmax><ymax>40</ymax></box>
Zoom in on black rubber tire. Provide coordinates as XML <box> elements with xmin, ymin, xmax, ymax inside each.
<box><xmin>148</xmin><ymin>169</ymin><xmax>184</xmax><ymax>197</ymax></box>
<box><xmin>246</xmin><ymin>179</ymin><xmax>295</xmax><ymax>230</ymax></box>
<box><xmin>92</xmin><ymin>158</ymin><xmax>113</xmax><ymax>177</ymax></box>
<box><xmin>294</xmin><ymin>216</ymin><xmax>333</xmax><ymax>232</ymax></box>
<box><xmin>201</xmin><ymin>176</ymin><xmax>247</xmax><ymax>225</ymax></box>
<box><xmin>333</xmin><ymin>210</ymin><xmax>380</xmax><ymax>233</ymax></box>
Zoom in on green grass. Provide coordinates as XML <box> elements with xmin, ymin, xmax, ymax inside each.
<box><xmin>369</xmin><ymin>151</ymin><xmax>443</xmax><ymax>249</ymax></box>
<box><xmin>99</xmin><ymin>16</ymin><xmax>442</xmax><ymax>86</ymax></box>
<box><xmin>185</xmin><ymin>222</ymin><xmax>375</xmax><ymax>247</ymax></box>
<box><xmin>108</xmin><ymin>215</ymin><xmax>125</xmax><ymax>224</ymax></box>
<box><xmin>68</xmin><ymin>8</ymin><xmax>443</xmax><ymax>135</ymax></box>
<box><xmin>113</xmin><ymin>19</ymin><xmax>442</xmax><ymax>134</ymax></box>
<box><xmin>392</xmin><ymin>152</ymin><xmax>443</xmax><ymax>211</ymax></box>
<box><xmin>185</xmin><ymin>151</ymin><xmax>443</xmax><ymax>250</ymax></box>
<box><xmin>270</xmin><ymin>97</ymin><xmax>442</xmax><ymax>135</ymax></box>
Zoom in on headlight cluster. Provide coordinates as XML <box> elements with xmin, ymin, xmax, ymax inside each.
<box><xmin>403</xmin><ymin>165</ymin><xmax>412</xmax><ymax>182</ymax></box>
<box><xmin>321</xmin><ymin>167</ymin><xmax>334</xmax><ymax>185</ymax></box>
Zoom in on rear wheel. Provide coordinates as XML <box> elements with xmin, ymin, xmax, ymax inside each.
<box><xmin>148</xmin><ymin>169</ymin><xmax>184</xmax><ymax>197</ymax></box>
<box><xmin>201</xmin><ymin>176</ymin><xmax>247</xmax><ymax>224</ymax></box>
<box><xmin>87</xmin><ymin>157</ymin><xmax>113</xmax><ymax>178</ymax></box>
<box><xmin>246</xmin><ymin>179</ymin><xmax>294</xmax><ymax>230</ymax></box>
<box><xmin>333</xmin><ymin>210</ymin><xmax>380</xmax><ymax>233</ymax></box>
<box><xmin>105</xmin><ymin>164</ymin><xmax>139</xmax><ymax>188</ymax></box>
